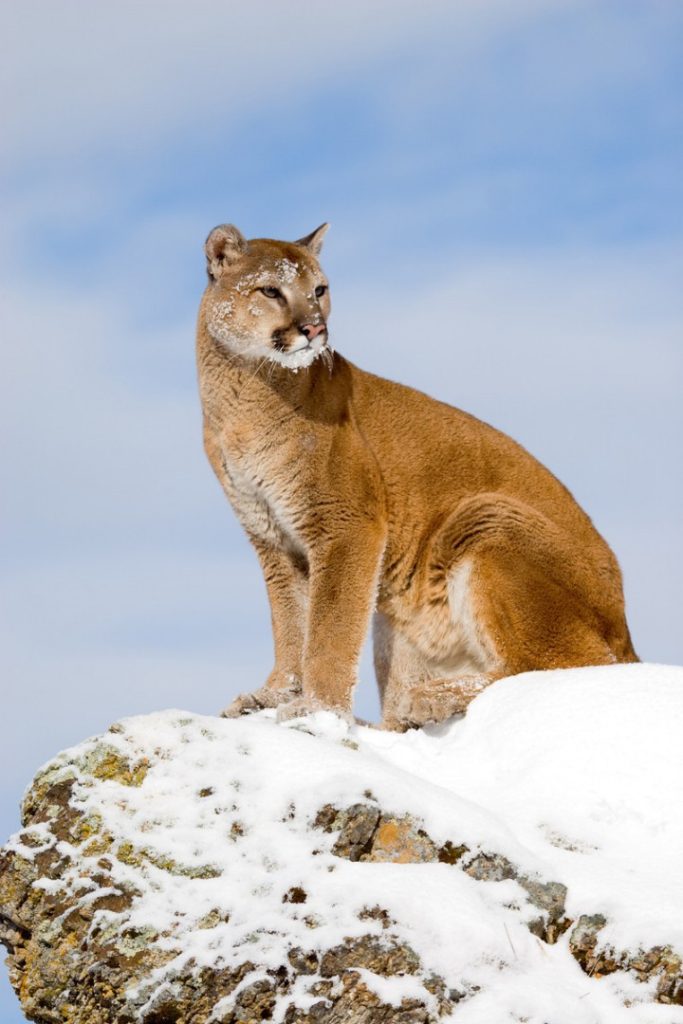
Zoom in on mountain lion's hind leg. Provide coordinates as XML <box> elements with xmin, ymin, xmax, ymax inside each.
<box><xmin>472</xmin><ymin>545</ymin><xmax>624</xmax><ymax>674</ymax></box>
<box><xmin>375</xmin><ymin>610</ymin><xmax>498</xmax><ymax>731</ymax></box>
<box><xmin>430</xmin><ymin>493</ymin><xmax>633</xmax><ymax>675</ymax></box>
<box><xmin>389</xmin><ymin>530</ymin><xmax>626</xmax><ymax>731</ymax></box>
<box><xmin>386</xmin><ymin>674</ymin><xmax>497</xmax><ymax>731</ymax></box>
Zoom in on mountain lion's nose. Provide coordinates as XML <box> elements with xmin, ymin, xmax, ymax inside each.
<box><xmin>299</xmin><ymin>323</ymin><xmax>325</xmax><ymax>340</ymax></box>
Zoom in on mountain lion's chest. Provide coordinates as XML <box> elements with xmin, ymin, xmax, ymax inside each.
<box><xmin>218</xmin><ymin>436</ymin><xmax>307</xmax><ymax>558</ymax></box>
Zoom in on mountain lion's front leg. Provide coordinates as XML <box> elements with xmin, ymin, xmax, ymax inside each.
<box><xmin>278</xmin><ymin>524</ymin><xmax>386</xmax><ymax>722</ymax></box>
<box><xmin>221</xmin><ymin>538</ymin><xmax>307</xmax><ymax>718</ymax></box>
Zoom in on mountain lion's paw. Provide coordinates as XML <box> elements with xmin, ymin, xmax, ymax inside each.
<box><xmin>220</xmin><ymin>682</ymin><xmax>300</xmax><ymax>719</ymax></box>
<box><xmin>276</xmin><ymin>696</ymin><xmax>353</xmax><ymax>726</ymax></box>
<box><xmin>385</xmin><ymin>684</ymin><xmax>469</xmax><ymax>730</ymax></box>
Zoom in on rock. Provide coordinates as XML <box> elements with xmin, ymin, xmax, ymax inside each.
<box><xmin>313</xmin><ymin>804</ymin><xmax>440</xmax><ymax>864</ymax></box>
<box><xmin>463</xmin><ymin>852</ymin><xmax>569</xmax><ymax>943</ymax></box>
<box><xmin>313</xmin><ymin>803</ymin><xmax>381</xmax><ymax>861</ymax></box>
<box><xmin>317</xmin><ymin>809</ymin><xmax>569</xmax><ymax>943</ymax></box>
<box><xmin>568</xmin><ymin>916</ymin><xmax>683</xmax><ymax>1005</ymax></box>
<box><xmin>319</xmin><ymin>935</ymin><xmax>420</xmax><ymax>978</ymax></box>
<box><xmin>366</xmin><ymin>817</ymin><xmax>439</xmax><ymax>865</ymax></box>
<box><xmin>284</xmin><ymin>975</ymin><xmax>433</xmax><ymax>1024</ymax></box>
<box><xmin>568</xmin><ymin>913</ymin><xmax>610</xmax><ymax>973</ymax></box>
<box><xmin>0</xmin><ymin>722</ymin><xmax>452</xmax><ymax>1024</ymax></box>
<box><xmin>462</xmin><ymin>851</ymin><xmax>516</xmax><ymax>883</ymax></box>
<box><xmin>1</xmin><ymin>710</ymin><xmax>681</xmax><ymax>1021</ymax></box>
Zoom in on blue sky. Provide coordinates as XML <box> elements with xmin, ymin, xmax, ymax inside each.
<box><xmin>1</xmin><ymin>3</ymin><xmax>682</xmax><ymax>1018</ymax></box>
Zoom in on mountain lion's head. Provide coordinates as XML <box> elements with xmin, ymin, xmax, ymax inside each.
<box><xmin>201</xmin><ymin>223</ymin><xmax>331</xmax><ymax>370</ymax></box>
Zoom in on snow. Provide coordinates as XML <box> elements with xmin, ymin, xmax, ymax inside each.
<box><xmin>10</xmin><ymin>662</ymin><xmax>683</xmax><ymax>1023</ymax></box>
<box><xmin>353</xmin><ymin>969</ymin><xmax>438</xmax><ymax>1010</ymax></box>
<box><xmin>273</xmin><ymin>257</ymin><xmax>300</xmax><ymax>284</ymax></box>
<box><xmin>366</xmin><ymin>663</ymin><xmax>683</xmax><ymax>954</ymax></box>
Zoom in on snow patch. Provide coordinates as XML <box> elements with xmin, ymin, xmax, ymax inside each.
<box><xmin>7</xmin><ymin>662</ymin><xmax>683</xmax><ymax>1023</ymax></box>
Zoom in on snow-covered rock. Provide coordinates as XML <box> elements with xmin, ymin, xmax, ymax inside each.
<box><xmin>1</xmin><ymin>663</ymin><xmax>682</xmax><ymax>1023</ymax></box>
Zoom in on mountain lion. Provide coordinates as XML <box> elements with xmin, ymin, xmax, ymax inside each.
<box><xmin>197</xmin><ymin>223</ymin><xmax>637</xmax><ymax>729</ymax></box>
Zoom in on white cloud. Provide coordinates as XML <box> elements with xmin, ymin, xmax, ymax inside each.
<box><xmin>0</xmin><ymin>0</ymin><xmax>588</xmax><ymax>169</ymax></box>
<box><xmin>333</xmin><ymin>241</ymin><xmax>682</xmax><ymax>403</ymax></box>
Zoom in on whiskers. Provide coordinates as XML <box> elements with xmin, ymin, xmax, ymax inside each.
<box><xmin>320</xmin><ymin>342</ymin><xmax>334</xmax><ymax>376</ymax></box>
<box><xmin>224</xmin><ymin>334</ymin><xmax>335</xmax><ymax>401</ymax></box>
<box><xmin>230</xmin><ymin>341</ymin><xmax>275</xmax><ymax>401</ymax></box>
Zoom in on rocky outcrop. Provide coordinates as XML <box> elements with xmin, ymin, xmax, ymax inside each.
<box><xmin>1</xmin><ymin>708</ymin><xmax>682</xmax><ymax>1022</ymax></box>
<box><xmin>568</xmin><ymin>915</ymin><xmax>683</xmax><ymax>1005</ymax></box>
<box><xmin>0</xmin><ymin>786</ymin><xmax>458</xmax><ymax>1023</ymax></box>
<box><xmin>313</xmin><ymin>804</ymin><xmax>569</xmax><ymax>945</ymax></box>
<box><xmin>312</xmin><ymin>802</ymin><xmax>683</xmax><ymax>1004</ymax></box>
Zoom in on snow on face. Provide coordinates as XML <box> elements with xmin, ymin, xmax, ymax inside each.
<box><xmin>205</xmin><ymin>295</ymin><xmax>263</xmax><ymax>358</ymax></box>
<box><xmin>273</xmin><ymin>258</ymin><xmax>300</xmax><ymax>284</ymax></box>
<box><xmin>233</xmin><ymin>259</ymin><xmax>301</xmax><ymax>296</ymax></box>
<box><xmin>268</xmin><ymin>333</ymin><xmax>328</xmax><ymax>372</ymax></box>
<box><xmin>206</xmin><ymin>255</ymin><xmax>326</xmax><ymax>368</ymax></box>
<box><xmin>211</xmin><ymin>297</ymin><xmax>234</xmax><ymax>321</ymax></box>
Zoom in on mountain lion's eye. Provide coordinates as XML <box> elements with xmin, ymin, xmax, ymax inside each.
<box><xmin>315</xmin><ymin>285</ymin><xmax>327</xmax><ymax>298</ymax></box>
<box><xmin>261</xmin><ymin>286</ymin><xmax>282</xmax><ymax>299</ymax></box>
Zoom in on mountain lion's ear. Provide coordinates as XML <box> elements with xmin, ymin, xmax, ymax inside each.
<box><xmin>295</xmin><ymin>223</ymin><xmax>329</xmax><ymax>257</ymax></box>
<box><xmin>205</xmin><ymin>225</ymin><xmax>248</xmax><ymax>279</ymax></box>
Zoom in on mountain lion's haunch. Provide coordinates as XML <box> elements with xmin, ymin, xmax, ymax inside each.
<box><xmin>196</xmin><ymin>224</ymin><xmax>637</xmax><ymax>730</ymax></box>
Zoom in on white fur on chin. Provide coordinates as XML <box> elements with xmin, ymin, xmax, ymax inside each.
<box><xmin>269</xmin><ymin>336</ymin><xmax>327</xmax><ymax>371</ymax></box>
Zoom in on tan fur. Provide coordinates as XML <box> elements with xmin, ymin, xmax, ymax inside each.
<box><xmin>197</xmin><ymin>224</ymin><xmax>638</xmax><ymax>730</ymax></box>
